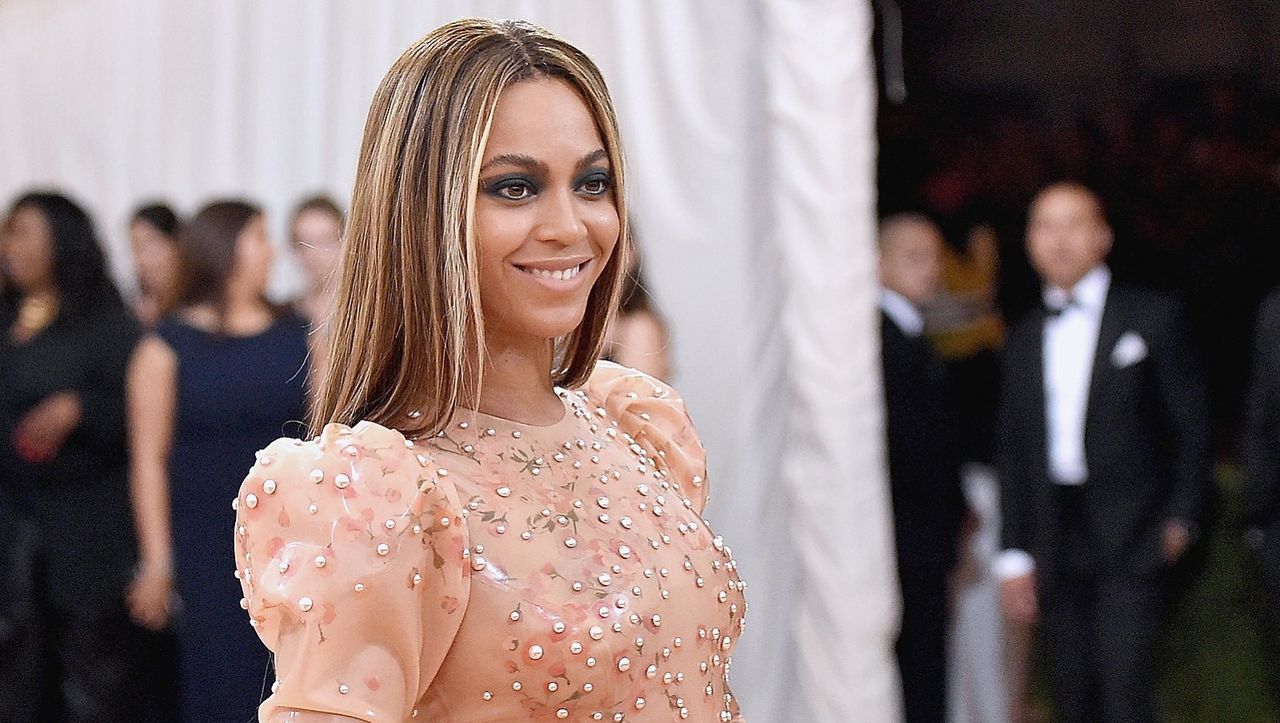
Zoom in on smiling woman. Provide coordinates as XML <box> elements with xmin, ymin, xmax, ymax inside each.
<box><xmin>232</xmin><ymin>18</ymin><xmax>747</xmax><ymax>723</ymax></box>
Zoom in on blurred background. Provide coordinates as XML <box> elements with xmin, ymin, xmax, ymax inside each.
<box><xmin>2</xmin><ymin>0</ymin><xmax>1280</xmax><ymax>721</ymax></box>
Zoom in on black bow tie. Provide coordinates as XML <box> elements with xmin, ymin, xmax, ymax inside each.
<box><xmin>1045</xmin><ymin>297</ymin><xmax>1078</xmax><ymax>317</ymax></box>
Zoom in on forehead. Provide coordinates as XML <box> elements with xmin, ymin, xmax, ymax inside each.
<box><xmin>483</xmin><ymin>77</ymin><xmax>604</xmax><ymax>159</ymax></box>
<box><xmin>883</xmin><ymin>221</ymin><xmax>942</xmax><ymax>253</ymax></box>
<box><xmin>1031</xmin><ymin>188</ymin><xmax>1102</xmax><ymax>220</ymax></box>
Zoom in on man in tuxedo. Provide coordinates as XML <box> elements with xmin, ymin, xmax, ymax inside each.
<box><xmin>1243</xmin><ymin>288</ymin><xmax>1280</xmax><ymax>694</ymax></box>
<box><xmin>878</xmin><ymin>213</ymin><xmax>968</xmax><ymax>723</ymax></box>
<box><xmin>995</xmin><ymin>183</ymin><xmax>1212</xmax><ymax>722</ymax></box>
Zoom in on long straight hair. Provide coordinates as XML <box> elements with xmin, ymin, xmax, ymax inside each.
<box><xmin>310</xmin><ymin>18</ymin><xmax>630</xmax><ymax>438</ymax></box>
<box><xmin>174</xmin><ymin>200</ymin><xmax>263</xmax><ymax>333</ymax></box>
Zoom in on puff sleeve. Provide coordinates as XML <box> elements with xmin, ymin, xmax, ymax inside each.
<box><xmin>582</xmin><ymin>361</ymin><xmax>711</xmax><ymax>514</ymax></box>
<box><xmin>233</xmin><ymin>421</ymin><xmax>471</xmax><ymax>722</ymax></box>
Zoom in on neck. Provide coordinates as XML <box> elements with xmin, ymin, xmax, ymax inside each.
<box><xmin>475</xmin><ymin>329</ymin><xmax>562</xmax><ymax>425</ymax></box>
<box><xmin>201</xmin><ymin>284</ymin><xmax>272</xmax><ymax>335</ymax></box>
<box><xmin>303</xmin><ymin>284</ymin><xmax>335</xmax><ymax>322</ymax></box>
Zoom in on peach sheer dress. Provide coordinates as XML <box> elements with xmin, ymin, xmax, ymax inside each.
<box><xmin>234</xmin><ymin>363</ymin><xmax>747</xmax><ymax>722</ymax></box>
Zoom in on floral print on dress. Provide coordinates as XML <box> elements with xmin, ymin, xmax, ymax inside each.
<box><xmin>235</xmin><ymin>362</ymin><xmax>746</xmax><ymax>721</ymax></box>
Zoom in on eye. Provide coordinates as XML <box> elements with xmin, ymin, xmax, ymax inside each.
<box><xmin>485</xmin><ymin>175</ymin><xmax>538</xmax><ymax>202</ymax></box>
<box><xmin>495</xmin><ymin>181</ymin><xmax>535</xmax><ymax>201</ymax></box>
<box><xmin>578</xmin><ymin>172</ymin><xmax>612</xmax><ymax>197</ymax></box>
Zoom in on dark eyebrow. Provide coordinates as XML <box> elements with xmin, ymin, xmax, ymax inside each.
<box><xmin>479</xmin><ymin>154</ymin><xmax>548</xmax><ymax>175</ymax></box>
<box><xmin>479</xmin><ymin>149</ymin><xmax>610</xmax><ymax>176</ymax></box>
<box><xmin>575</xmin><ymin>149</ymin><xmax>609</xmax><ymax>173</ymax></box>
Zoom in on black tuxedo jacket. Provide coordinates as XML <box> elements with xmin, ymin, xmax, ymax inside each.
<box><xmin>1243</xmin><ymin>288</ymin><xmax>1280</xmax><ymax>577</ymax></box>
<box><xmin>880</xmin><ymin>312</ymin><xmax>966</xmax><ymax>576</ymax></box>
<box><xmin>996</xmin><ymin>282</ymin><xmax>1212</xmax><ymax>581</ymax></box>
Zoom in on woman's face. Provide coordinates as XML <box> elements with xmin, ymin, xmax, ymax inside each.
<box><xmin>130</xmin><ymin>220</ymin><xmax>179</xmax><ymax>297</ymax></box>
<box><xmin>233</xmin><ymin>215</ymin><xmax>274</xmax><ymax>296</ymax></box>
<box><xmin>474</xmin><ymin>77</ymin><xmax>620</xmax><ymax>344</ymax></box>
<box><xmin>1</xmin><ymin>205</ymin><xmax>56</xmax><ymax>294</ymax></box>
<box><xmin>292</xmin><ymin>209</ymin><xmax>343</xmax><ymax>289</ymax></box>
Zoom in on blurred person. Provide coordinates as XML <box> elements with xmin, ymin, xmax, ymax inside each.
<box><xmin>0</xmin><ymin>191</ymin><xmax>143</xmax><ymax>721</ymax></box>
<box><xmin>603</xmin><ymin>238</ymin><xmax>672</xmax><ymax>379</ymax></box>
<box><xmin>878</xmin><ymin>213</ymin><xmax>968</xmax><ymax>723</ymax></box>
<box><xmin>289</xmin><ymin>195</ymin><xmax>344</xmax><ymax>391</ymax></box>
<box><xmin>126</xmin><ymin>200</ymin><xmax>309</xmax><ymax>722</ymax></box>
<box><xmin>232</xmin><ymin>18</ymin><xmax>747</xmax><ymax>722</ymax></box>
<box><xmin>129</xmin><ymin>203</ymin><xmax>181</xmax><ymax>326</ymax></box>
<box><xmin>289</xmin><ymin>194</ymin><xmax>343</xmax><ymax>326</ymax></box>
<box><xmin>996</xmin><ymin>182</ymin><xmax>1212</xmax><ymax>723</ymax></box>
<box><xmin>1242</xmin><ymin>287</ymin><xmax>1280</xmax><ymax>695</ymax></box>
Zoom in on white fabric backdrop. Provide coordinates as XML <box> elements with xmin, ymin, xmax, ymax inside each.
<box><xmin>0</xmin><ymin>2</ymin><xmax>897</xmax><ymax>719</ymax></box>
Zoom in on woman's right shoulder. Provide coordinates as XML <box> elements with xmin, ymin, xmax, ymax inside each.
<box><xmin>234</xmin><ymin>420</ymin><xmax>473</xmax><ymax>720</ymax></box>
<box><xmin>237</xmin><ymin>421</ymin><xmax>459</xmax><ymax>522</ymax></box>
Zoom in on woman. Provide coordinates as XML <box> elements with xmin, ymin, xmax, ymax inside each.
<box><xmin>603</xmin><ymin>239</ymin><xmax>674</xmax><ymax>380</ymax></box>
<box><xmin>234</xmin><ymin>19</ymin><xmax>747</xmax><ymax>722</ymax></box>
<box><xmin>0</xmin><ymin>192</ymin><xmax>142</xmax><ymax>720</ymax></box>
<box><xmin>289</xmin><ymin>195</ymin><xmax>344</xmax><ymax>384</ymax></box>
<box><xmin>129</xmin><ymin>203</ymin><xmax>182</xmax><ymax>326</ymax></box>
<box><xmin>127</xmin><ymin>201</ymin><xmax>309</xmax><ymax>721</ymax></box>
<box><xmin>289</xmin><ymin>195</ymin><xmax>344</xmax><ymax>326</ymax></box>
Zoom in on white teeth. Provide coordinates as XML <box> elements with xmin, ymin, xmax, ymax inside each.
<box><xmin>526</xmin><ymin>263</ymin><xmax>583</xmax><ymax>281</ymax></box>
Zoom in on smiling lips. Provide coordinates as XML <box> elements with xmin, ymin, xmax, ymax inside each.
<box><xmin>514</xmin><ymin>258</ymin><xmax>591</xmax><ymax>285</ymax></box>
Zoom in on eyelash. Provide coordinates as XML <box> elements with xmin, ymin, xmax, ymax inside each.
<box><xmin>485</xmin><ymin>173</ymin><xmax>612</xmax><ymax>201</ymax></box>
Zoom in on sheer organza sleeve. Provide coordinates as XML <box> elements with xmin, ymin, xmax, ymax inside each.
<box><xmin>582</xmin><ymin>361</ymin><xmax>711</xmax><ymax>514</ymax></box>
<box><xmin>234</xmin><ymin>421</ymin><xmax>471</xmax><ymax>722</ymax></box>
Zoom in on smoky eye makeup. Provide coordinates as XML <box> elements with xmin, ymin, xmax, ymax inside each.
<box><xmin>484</xmin><ymin>174</ymin><xmax>541</xmax><ymax>200</ymax></box>
<box><xmin>576</xmin><ymin>169</ymin><xmax>613</xmax><ymax>196</ymax></box>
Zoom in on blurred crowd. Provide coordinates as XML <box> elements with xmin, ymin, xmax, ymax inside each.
<box><xmin>879</xmin><ymin>77</ymin><xmax>1280</xmax><ymax>723</ymax></box>
<box><xmin>0</xmin><ymin>188</ymin><xmax>673</xmax><ymax>722</ymax></box>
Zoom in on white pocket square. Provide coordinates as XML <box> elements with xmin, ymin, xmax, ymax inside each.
<box><xmin>1110</xmin><ymin>331</ymin><xmax>1148</xmax><ymax>368</ymax></box>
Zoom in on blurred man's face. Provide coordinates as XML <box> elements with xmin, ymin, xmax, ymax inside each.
<box><xmin>1026</xmin><ymin>186</ymin><xmax>1112</xmax><ymax>290</ymax></box>
<box><xmin>879</xmin><ymin>220</ymin><xmax>943</xmax><ymax>307</ymax></box>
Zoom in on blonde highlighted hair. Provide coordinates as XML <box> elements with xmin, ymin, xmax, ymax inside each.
<box><xmin>310</xmin><ymin>18</ymin><xmax>629</xmax><ymax>438</ymax></box>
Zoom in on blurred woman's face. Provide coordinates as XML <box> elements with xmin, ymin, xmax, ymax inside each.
<box><xmin>130</xmin><ymin>220</ymin><xmax>179</xmax><ymax>297</ymax></box>
<box><xmin>474</xmin><ymin>77</ymin><xmax>620</xmax><ymax>343</ymax></box>
<box><xmin>1</xmin><ymin>205</ymin><xmax>56</xmax><ymax>294</ymax></box>
<box><xmin>233</xmin><ymin>215</ymin><xmax>274</xmax><ymax>296</ymax></box>
<box><xmin>291</xmin><ymin>209</ymin><xmax>343</xmax><ymax>290</ymax></box>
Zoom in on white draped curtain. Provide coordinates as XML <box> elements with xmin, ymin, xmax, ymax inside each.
<box><xmin>0</xmin><ymin>1</ymin><xmax>898</xmax><ymax>719</ymax></box>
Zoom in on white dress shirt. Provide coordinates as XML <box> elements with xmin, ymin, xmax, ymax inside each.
<box><xmin>995</xmin><ymin>265</ymin><xmax>1111</xmax><ymax>580</ymax></box>
<box><xmin>880</xmin><ymin>288</ymin><xmax>925</xmax><ymax>338</ymax></box>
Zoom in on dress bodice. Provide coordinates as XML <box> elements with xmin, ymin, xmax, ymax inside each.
<box><xmin>234</xmin><ymin>362</ymin><xmax>747</xmax><ymax>722</ymax></box>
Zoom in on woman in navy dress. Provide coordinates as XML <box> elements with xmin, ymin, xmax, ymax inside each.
<box><xmin>126</xmin><ymin>200</ymin><xmax>308</xmax><ymax>721</ymax></box>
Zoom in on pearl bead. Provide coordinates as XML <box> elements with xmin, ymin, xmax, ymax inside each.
<box><xmin>298</xmin><ymin>597</ymin><xmax>313</xmax><ymax>612</ymax></box>
<box><xmin>527</xmin><ymin>644</ymin><xmax>543</xmax><ymax>660</ymax></box>
<box><xmin>334</xmin><ymin>473</ymin><xmax>350</xmax><ymax>489</ymax></box>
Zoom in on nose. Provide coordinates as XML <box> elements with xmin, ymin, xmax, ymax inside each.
<box><xmin>532</xmin><ymin>188</ymin><xmax>587</xmax><ymax>247</ymax></box>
